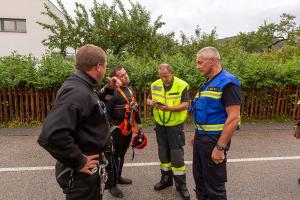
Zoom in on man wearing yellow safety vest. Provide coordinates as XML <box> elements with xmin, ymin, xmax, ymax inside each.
<box><xmin>189</xmin><ymin>47</ymin><xmax>241</xmax><ymax>200</ymax></box>
<box><xmin>147</xmin><ymin>64</ymin><xmax>190</xmax><ymax>200</ymax></box>
<box><xmin>293</xmin><ymin>91</ymin><xmax>300</xmax><ymax>183</ymax></box>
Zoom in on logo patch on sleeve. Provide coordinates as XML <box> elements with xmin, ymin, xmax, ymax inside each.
<box><xmin>152</xmin><ymin>86</ymin><xmax>162</xmax><ymax>91</ymax></box>
<box><xmin>208</xmin><ymin>87</ymin><xmax>220</xmax><ymax>91</ymax></box>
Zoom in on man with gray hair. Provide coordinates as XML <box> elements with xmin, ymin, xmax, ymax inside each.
<box><xmin>147</xmin><ymin>64</ymin><xmax>190</xmax><ymax>200</ymax></box>
<box><xmin>189</xmin><ymin>47</ymin><xmax>241</xmax><ymax>199</ymax></box>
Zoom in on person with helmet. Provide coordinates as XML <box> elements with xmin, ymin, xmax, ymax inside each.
<box><xmin>293</xmin><ymin>91</ymin><xmax>300</xmax><ymax>183</ymax></box>
<box><xmin>105</xmin><ymin>66</ymin><xmax>142</xmax><ymax>198</ymax></box>
<box><xmin>189</xmin><ymin>47</ymin><xmax>241</xmax><ymax>200</ymax></box>
<box><xmin>147</xmin><ymin>64</ymin><xmax>191</xmax><ymax>200</ymax></box>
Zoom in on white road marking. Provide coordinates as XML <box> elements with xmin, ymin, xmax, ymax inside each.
<box><xmin>1</xmin><ymin>156</ymin><xmax>300</xmax><ymax>172</ymax></box>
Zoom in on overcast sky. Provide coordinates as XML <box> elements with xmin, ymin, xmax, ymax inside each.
<box><xmin>54</xmin><ymin>0</ymin><xmax>300</xmax><ymax>39</ymax></box>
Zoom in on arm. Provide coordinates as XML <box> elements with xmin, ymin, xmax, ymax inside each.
<box><xmin>211</xmin><ymin>105</ymin><xmax>240</xmax><ymax>164</ymax></box>
<box><xmin>216</xmin><ymin>105</ymin><xmax>240</xmax><ymax>146</ymax></box>
<box><xmin>146</xmin><ymin>90</ymin><xmax>158</xmax><ymax>106</ymax></box>
<box><xmin>161</xmin><ymin>102</ymin><xmax>189</xmax><ymax>111</ymax></box>
<box><xmin>211</xmin><ymin>83</ymin><xmax>241</xmax><ymax>164</ymax></box>
<box><xmin>158</xmin><ymin>86</ymin><xmax>189</xmax><ymax>111</ymax></box>
<box><xmin>37</xmin><ymin>103</ymin><xmax>87</xmax><ymax>171</ymax></box>
<box><xmin>98</xmin><ymin>76</ymin><xmax>121</xmax><ymax>102</ymax></box>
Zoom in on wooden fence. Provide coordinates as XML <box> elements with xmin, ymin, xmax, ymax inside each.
<box><xmin>0</xmin><ymin>87</ymin><xmax>299</xmax><ymax>123</ymax></box>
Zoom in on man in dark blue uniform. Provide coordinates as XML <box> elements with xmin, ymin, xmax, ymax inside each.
<box><xmin>189</xmin><ymin>47</ymin><xmax>241</xmax><ymax>200</ymax></box>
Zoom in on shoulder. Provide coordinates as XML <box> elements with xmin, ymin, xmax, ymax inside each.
<box><xmin>55</xmin><ymin>79</ymin><xmax>94</xmax><ymax>110</ymax></box>
<box><xmin>221</xmin><ymin>70</ymin><xmax>240</xmax><ymax>86</ymax></box>
<box><xmin>151</xmin><ymin>79</ymin><xmax>162</xmax><ymax>86</ymax></box>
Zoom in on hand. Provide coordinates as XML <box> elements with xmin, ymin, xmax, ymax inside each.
<box><xmin>157</xmin><ymin>104</ymin><xmax>171</xmax><ymax>111</ymax></box>
<box><xmin>293</xmin><ymin>126</ymin><xmax>300</xmax><ymax>139</ymax></box>
<box><xmin>147</xmin><ymin>99</ymin><xmax>157</xmax><ymax>106</ymax></box>
<box><xmin>137</xmin><ymin>124</ymin><xmax>142</xmax><ymax>131</ymax></box>
<box><xmin>107</xmin><ymin>76</ymin><xmax>122</xmax><ymax>89</ymax></box>
<box><xmin>211</xmin><ymin>148</ymin><xmax>225</xmax><ymax>164</ymax></box>
<box><xmin>188</xmin><ymin>134</ymin><xmax>194</xmax><ymax>146</ymax></box>
<box><xmin>79</xmin><ymin>154</ymin><xmax>99</xmax><ymax>175</ymax></box>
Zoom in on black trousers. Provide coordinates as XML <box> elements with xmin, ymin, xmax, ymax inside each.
<box><xmin>111</xmin><ymin>128</ymin><xmax>132</xmax><ymax>186</ymax></box>
<box><xmin>193</xmin><ymin>134</ymin><xmax>227</xmax><ymax>200</ymax></box>
<box><xmin>55</xmin><ymin>162</ymin><xmax>101</xmax><ymax>200</ymax></box>
<box><xmin>155</xmin><ymin>123</ymin><xmax>185</xmax><ymax>168</ymax></box>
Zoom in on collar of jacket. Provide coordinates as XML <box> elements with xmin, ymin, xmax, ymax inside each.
<box><xmin>75</xmin><ymin>69</ymin><xmax>97</xmax><ymax>88</ymax></box>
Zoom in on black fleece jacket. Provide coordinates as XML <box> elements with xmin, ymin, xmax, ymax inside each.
<box><xmin>37</xmin><ymin>70</ymin><xmax>114</xmax><ymax>171</ymax></box>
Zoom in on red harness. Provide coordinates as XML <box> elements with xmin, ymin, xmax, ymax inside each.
<box><xmin>115</xmin><ymin>87</ymin><xmax>137</xmax><ymax>135</ymax></box>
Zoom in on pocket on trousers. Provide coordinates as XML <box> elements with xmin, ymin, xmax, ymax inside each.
<box><xmin>206</xmin><ymin>159</ymin><xmax>227</xmax><ymax>183</ymax></box>
<box><xmin>56</xmin><ymin>168</ymin><xmax>73</xmax><ymax>192</ymax></box>
<box><xmin>178</xmin><ymin>130</ymin><xmax>185</xmax><ymax>146</ymax></box>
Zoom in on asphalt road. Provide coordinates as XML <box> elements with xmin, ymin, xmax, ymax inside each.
<box><xmin>0</xmin><ymin>122</ymin><xmax>300</xmax><ymax>200</ymax></box>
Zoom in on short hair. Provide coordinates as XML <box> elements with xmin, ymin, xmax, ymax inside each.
<box><xmin>76</xmin><ymin>44</ymin><xmax>106</xmax><ymax>71</ymax></box>
<box><xmin>158</xmin><ymin>63</ymin><xmax>174</xmax><ymax>73</ymax></box>
<box><xmin>197</xmin><ymin>47</ymin><xmax>220</xmax><ymax>61</ymax></box>
<box><xmin>109</xmin><ymin>66</ymin><xmax>124</xmax><ymax>77</ymax></box>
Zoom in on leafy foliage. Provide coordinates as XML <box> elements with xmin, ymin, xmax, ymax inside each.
<box><xmin>0</xmin><ymin>53</ymin><xmax>38</xmax><ymax>88</ymax></box>
<box><xmin>1</xmin><ymin>0</ymin><xmax>299</xmax><ymax>90</ymax></box>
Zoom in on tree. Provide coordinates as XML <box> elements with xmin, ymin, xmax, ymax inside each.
<box><xmin>177</xmin><ymin>26</ymin><xmax>218</xmax><ymax>57</ymax></box>
<box><xmin>38</xmin><ymin>0</ymin><xmax>176</xmax><ymax>58</ymax></box>
<box><xmin>234</xmin><ymin>13</ymin><xmax>298</xmax><ymax>52</ymax></box>
<box><xmin>37</xmin><ymin>0</ymin><xmax>76</xmax><ymax>57</ymax></box>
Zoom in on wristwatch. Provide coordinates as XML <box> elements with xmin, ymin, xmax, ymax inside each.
<box><xmin>215</xmin><ymin>144</ymin><xmax>226</xmax><ymax>151</ymax></box>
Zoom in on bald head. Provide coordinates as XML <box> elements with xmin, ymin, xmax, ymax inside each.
<box><xmin>197</xmin><ymin>47</ymin><xmax>220</xmax><ymax>62</ymax></box>
<box><xmin>158</xmin><ymin>63</ymin><xmax>174</xmax><ymax>86</ymax></box>
<box><xmin>158</xmin><ymin>63</ymin><xmax>174</xmax><ymax>74</ymax></box>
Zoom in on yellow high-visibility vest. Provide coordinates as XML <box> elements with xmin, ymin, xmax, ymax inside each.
<box><xmin>151</xmin><ymin>76</ymin><xmax>189</xmax><ymax>126</ymax></box>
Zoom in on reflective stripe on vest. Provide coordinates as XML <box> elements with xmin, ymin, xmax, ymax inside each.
<box><xmin>192</xmin><ymin>69</ymin><xmax>240</xmax><ymax>135</ymax></box>
<box><xmin>195</xmin><ymin>124</ymin><xmax>224</xmax><ymax>131</ymax></box>
<box><xmin>200</xmin><ymin>91</ymin><xmax>222</xmax><ymax>99</ymax></box>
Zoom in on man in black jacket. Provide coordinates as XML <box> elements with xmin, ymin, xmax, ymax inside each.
<box><xmin>37</xmin><ymin>44</ymin><xmax>119</xmax><ymax>200</ymax></box>
<box><xmin>105</xmin><ymin>66</ymin><xmax>142</xmax><ymax>198</ymax></box>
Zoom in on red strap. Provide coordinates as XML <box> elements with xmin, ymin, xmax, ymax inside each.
<box><xmin>116</xmin><ymin>87</ymin><xmax>137</xmax><ymax>134</ymax></box>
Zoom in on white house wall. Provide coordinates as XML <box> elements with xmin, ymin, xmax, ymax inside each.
<box><xmin>0</xmin><ymin>0</ymin><xmax>70</xmax><ymax>58</ymax></box>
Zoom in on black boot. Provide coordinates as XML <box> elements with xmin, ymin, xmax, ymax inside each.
<box><xmin>174</xmin><ymin>175</ymin><xmax>190</xmax><ymax>200</ymax></box>
<box><xmin>154</xmin><ymin>170</ymin><xmax>173</xmax><ymax>191</ymax></box>
<box><xmin>118</xmin><ymin>177</ymin><xmax>132</xmax><ymax>184</ymax></box>
<box><xmin>109</xmin><ymin>186</ymin><xmax>124</xmax><ymax>198</ymax></box>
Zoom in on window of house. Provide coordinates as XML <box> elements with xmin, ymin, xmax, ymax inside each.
<box><xmin>0</xmin><ymin>18</ymin><xmax>26</xmax><ymax>33</ymax></box>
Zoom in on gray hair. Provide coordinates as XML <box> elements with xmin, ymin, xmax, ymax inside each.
<box><xmin>197</xmin><ymin>47</ymin><xmax>220</xmax><ymax>61</ymax></box>
<box><xmin>158</xmin><ymin>63</ymin><xmax>174</xmax><ymax>73</ymax></box>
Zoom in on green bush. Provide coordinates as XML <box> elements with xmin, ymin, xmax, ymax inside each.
<box><xmin>37</xmin><ymin>53</ymin><xmax>75</xmax><ymax>89</ymax></box>
<box><xmin>0</xmin><ymin>53</ymin><xmax>38</xmax><ymax>88</ymax></box>
<box><xmin>0</xmin><ymin>50</ymin><xmax>299</xmax><ymax>90</ymax></box>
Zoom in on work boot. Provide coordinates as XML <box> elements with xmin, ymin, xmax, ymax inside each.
<box><xmin>109</xmin><ymin>186</ymin><xmax>123</xmax><ymax>198</ymax></box>
<box><xmin>118</xmin><ymin>177</ymin><xmax>132</xmax><ymax>184</ymax></box>
<box><xmin>174</xmin><ymin>174</ymin><xmax>190</xmax><ymax>199</ymax></box>
<box><xmin>176</xmin><ymin>186</ymin><xmax>191</xmax><ymax>200</ymax></box>
<box><xmin>154</xmin><ymin>171</ymin><xmax>173</xmax><ymax>191</ymax></box>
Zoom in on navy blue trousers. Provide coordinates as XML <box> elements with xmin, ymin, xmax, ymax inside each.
<box><xmin>193</xmin><ymin>134</ymin><xmax>227</xmax><ymax>200</ymax></box>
